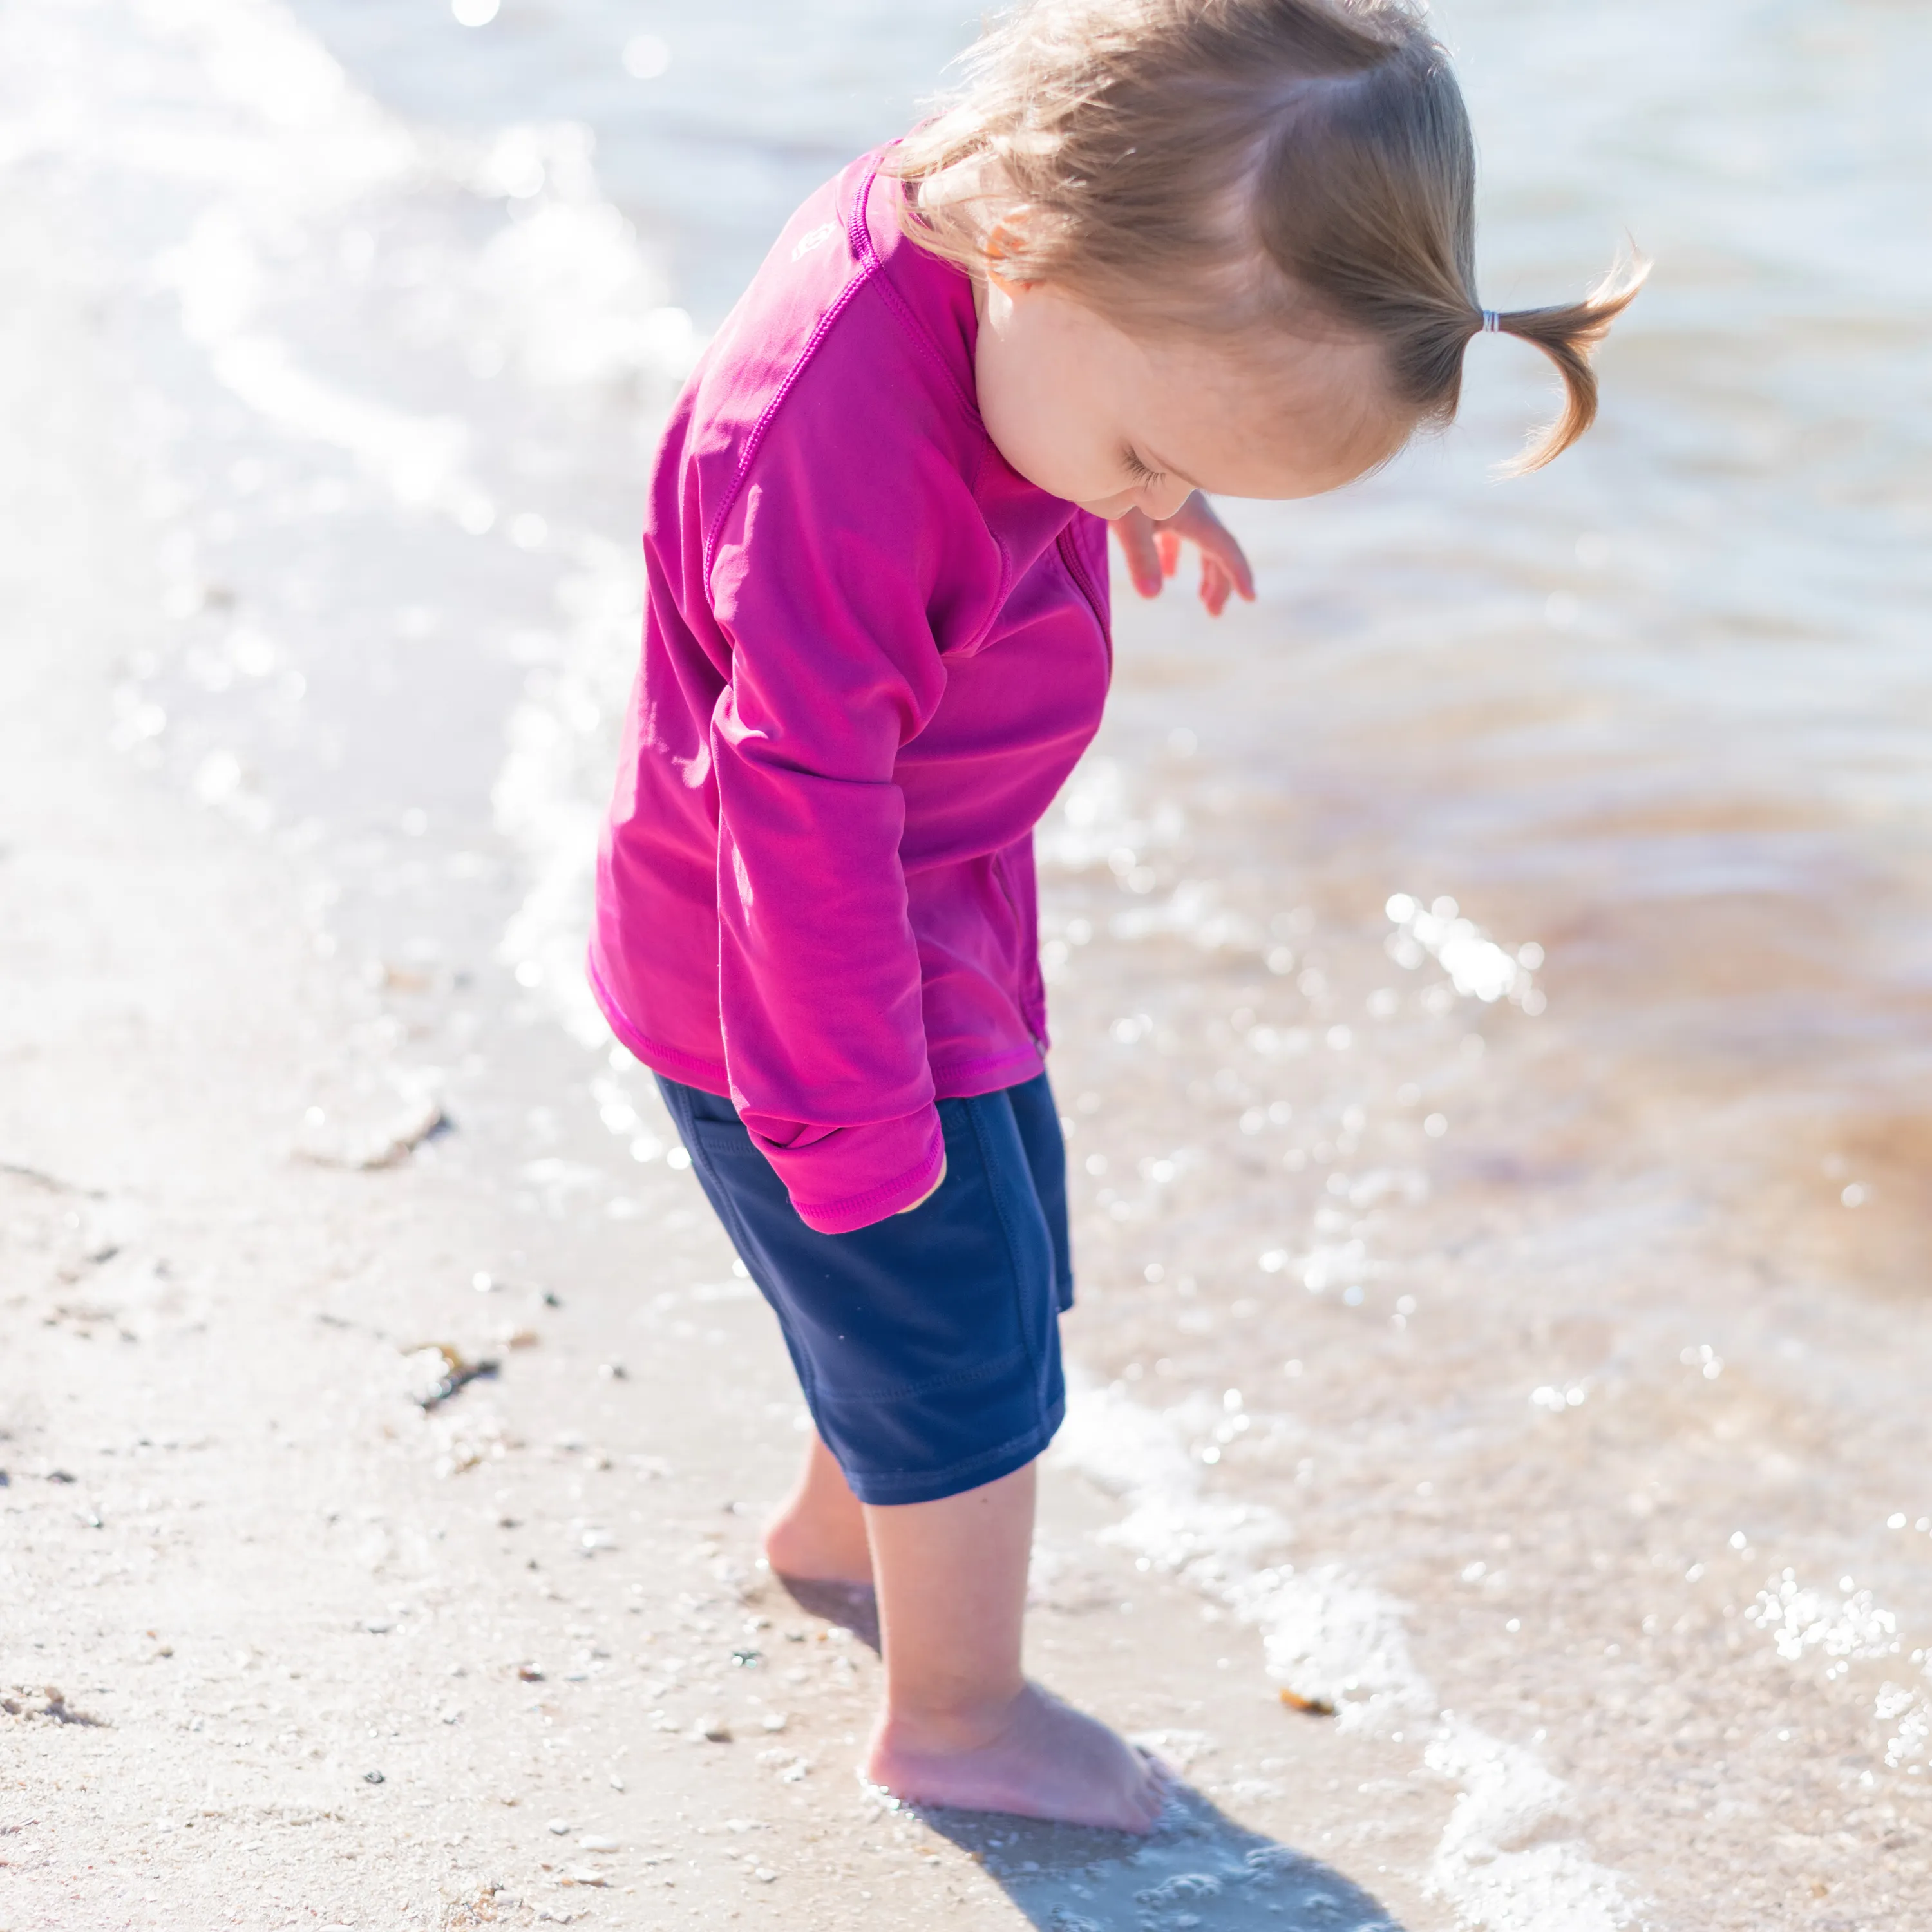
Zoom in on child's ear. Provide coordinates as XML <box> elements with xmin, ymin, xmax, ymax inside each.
<box><xmin>983</xmin><ymin>205</ymin><xmax>1040</xmax><ymax>296</ymax></box>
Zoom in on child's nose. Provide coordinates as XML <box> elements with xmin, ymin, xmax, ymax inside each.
<box><xmin>1147</xmin><ymin>480</ymin><xmax>1194</xmax><ymax>522</ymax></box>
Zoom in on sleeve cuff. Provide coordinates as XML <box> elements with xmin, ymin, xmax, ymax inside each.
<box><xmin>746</xmin><ymin>1106</ymin><xmax>945</xmax><ymax>1235</ymax></box>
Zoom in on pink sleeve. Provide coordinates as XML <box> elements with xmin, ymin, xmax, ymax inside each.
<box><xmin>704</xmin><ymin>417</ymin><xmax>962</xmax><ymax>1233</ymax></box>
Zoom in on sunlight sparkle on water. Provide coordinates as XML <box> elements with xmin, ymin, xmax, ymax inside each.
<box><xmin>1385</xmin><ymin>893</ymin><xmax>1543</xmax><ymax>1011</ymax></box>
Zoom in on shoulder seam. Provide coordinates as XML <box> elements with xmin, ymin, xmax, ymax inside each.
<box><xmin>699</xmin><ymin>240</ymin><xmax>881</xmax><ymax>604</ymax></box>
<box><xmin>851</xmin><ymin>178</ymin><xmax>1014</xmax><ymax>652</ymax></box>
<box><xmin>854</xmin><ymin>176</ymin><xmax>979</xmax><ymax>424</ymax></box>
<box><xmin>699</xmin><ymin>166</ymin><xmax>983</xmax><ymax>606</ymax></box>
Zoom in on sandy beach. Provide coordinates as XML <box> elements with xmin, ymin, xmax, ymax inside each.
<box><xmin>6</xmin><ymin>1</ymin><xmax>1932</xmax><ymax>1927</ymax></box>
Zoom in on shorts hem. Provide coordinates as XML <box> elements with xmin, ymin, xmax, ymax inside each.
<box><xmin>838</xmin><ymin>1402</ymin><xmax>1064</xmax><ymax>1508</ymax></box>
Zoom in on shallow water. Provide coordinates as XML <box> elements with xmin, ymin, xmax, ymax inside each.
<box><xmin>8</xmin><ymin>0</ymin><xmax>1932</xmax><ymax>1923</ymax></box>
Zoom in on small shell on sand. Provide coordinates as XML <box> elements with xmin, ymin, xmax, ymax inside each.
<box><xmin>1277</xmin><ymin>1687</ymin><xmax>1337</xmax><ymax>1717</ymax></box>
<box><xmin>295</xmin><ymin>1094</ymin><xmax>448</xmax><ymax>1171</ymax></box>
<box><xmin>403</xmin><ymin>1343</ymin><xmax>499</xmax><ymax>1412</ymax></box>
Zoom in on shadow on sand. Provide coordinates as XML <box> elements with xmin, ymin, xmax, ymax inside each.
<box><xmin>779</xmin><ymin>1574</ymin><xmax>882</xmax><ymax>1652</ymax></box>
<box><xmin>775</xmin><ymin>1576</ymin><xmax>1404</xmax><ymax>1931</ymax></box>
<box><xmin>910</xmin><ymin>1786</ymin><xmax>1404</xmax><ymax>1932</ymax></box>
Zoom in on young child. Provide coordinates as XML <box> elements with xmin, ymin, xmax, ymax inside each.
<box><xmin>591</xmin><ymin>0</ymin><xmax>1636</xmax><ymax>1832</ymax></box>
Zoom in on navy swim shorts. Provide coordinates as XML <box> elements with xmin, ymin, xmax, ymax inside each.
<box><xmin>654</xmin><ymin>1072</ymin><xmax>1073</xmax><ymax>1507</ymax></box>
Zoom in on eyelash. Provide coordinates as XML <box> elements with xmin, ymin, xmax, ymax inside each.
<box><xmin>1121</xmin><ymin>447</ymin><xmax>1164</xmax><ymax>486</ymax></box>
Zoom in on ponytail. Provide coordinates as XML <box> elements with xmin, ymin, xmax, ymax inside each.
<box><xmin>1486</xmin><ymin>254</ymin><xmax>1649</xmax><ymax>473</ymax></box>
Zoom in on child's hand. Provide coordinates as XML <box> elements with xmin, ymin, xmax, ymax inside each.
<box><xmin>1112</xmin><ymin>493</ymin><xmax>1256</xmax><ymax>617</ymax></box>
<box><xmin>895</xmin><ymin>1155</ymin><xmax>947</xmax><ymax>1215</ymax></box>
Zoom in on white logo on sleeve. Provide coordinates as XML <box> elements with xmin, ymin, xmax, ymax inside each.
<box><xmin>790</xmin><ymin>222</ymin><xmax>839</xmax><ymax>262</ymax></box>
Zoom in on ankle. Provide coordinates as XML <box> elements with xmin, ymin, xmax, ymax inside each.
<box><xmin>877</xmin><ymin>1681</ymin><xmax>1025</xmax><ymax>1755</ymax></box>
<box><xmin>761</xmin><ymin>1511</ymin><xmax>822</xmax><ymax>1566</ymax></box>
<box><xmin>762</xmin><ymin>1504</ymin><xmax>871</xmax><ymax>1584</ymax></box>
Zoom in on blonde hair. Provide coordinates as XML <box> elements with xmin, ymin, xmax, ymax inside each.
<box><xmin>888</xmin><ymin>0</ymin><xmax>1644</xmax><ymax>471</ymax></box>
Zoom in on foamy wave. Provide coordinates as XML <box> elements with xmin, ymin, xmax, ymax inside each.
<box><xmin>473</xmin><ymin>138</ymin><xmax>699</xmax><ymax>390</ymax></box>
<box><xmin>1748</xmin><ymin>1569</ymin><xmax>1900</xmax><ymax>1665</ymax></box>
<box><xmin>1427</xmin><ymin>1720</ymin><xmax>1638</xmax><ymax>1932</ymax></box>
<box><xmin>1054</xmin><ymin>1377</ymin><xmax>1642</xmax><ymax>1930</ymax></box>
<box><xmin>1056</xmin><ymin>1379</ymin><xmax>1430</xmax><ymax>1730</ymax></box>
<box><xmin>494</xmin><ymin>536</ymin><xmax>645</xmax><ymax>1046</ymax></box>
<box><xmin>16</xmin><ymin>0</ymin><xmax>697</xmax><ymax>1043</ymax></box>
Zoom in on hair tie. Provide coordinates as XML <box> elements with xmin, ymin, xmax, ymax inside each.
<box><xmin>1481</xmin><ymin>309</ymin><xmax>1502</xmax><ymax>332</ymax></box>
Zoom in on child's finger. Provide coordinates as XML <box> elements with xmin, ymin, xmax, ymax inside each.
<box><xmin>1208</xmin><ymin>529</ymin><xmax>1257</xmax><ymax>601</ymax></box>
<box><xmin>1157</xmin><ymin>528</ymin><xmax>1181</xmax><ymax>578</ymax></box>
<box><xmin>893</xmin><ymin>1154</ymin><xmax>947</xmax><ymax>1214</ymax></box>
<box><xmin>1199</xmin><ymin>555</ymin><xmax>1231</xmax><ymax>616</ymax></box>
<box><xmin>1112</xmin><ymin>512</ymin><xmax>1163</xmax><ymax>598</ymax></box>
<box><xmin>1173</xmin><ymin>495</ymin><xmax>1257</xmax><ymax>603</ymax></box>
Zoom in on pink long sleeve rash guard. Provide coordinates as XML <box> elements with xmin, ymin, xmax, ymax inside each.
<box><xmin>589</xmin><ymin>151</ymin><xmax>1113</xmax><ymax>1234</ymax></box>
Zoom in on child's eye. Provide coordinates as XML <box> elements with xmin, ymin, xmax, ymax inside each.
<box><xmin>1121</xmin><ymin>446</ymin><xmax>1164</xmax><ymax>487</ymax></box>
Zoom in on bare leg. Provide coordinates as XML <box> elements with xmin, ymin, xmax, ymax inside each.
<box><xmin>862</xmin><ymin>1461</ymin><xmax>1164</xmax><ymax>1832</ymax></box>
<box><xmin>762</xmin><ymin>1430</ymin><xmax>873</xmax><ymax>1586</ymax></box>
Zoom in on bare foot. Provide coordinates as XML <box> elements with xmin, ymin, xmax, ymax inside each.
<box><xmin>865</xmin><ymin>1681</ymin><xmax>1166</xmax><ymax>1832</ymax></box>
<box><xmin>763</xmin><ymin>1497</ymin><xmax>873</xmax><ymax>1587</ymax></box>
<box><xmin>762</xmin><ymin>1434</ymin><xmax>874</xmax><ymax>1586</ymax></box>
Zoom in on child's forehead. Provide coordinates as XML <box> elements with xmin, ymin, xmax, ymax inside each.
<box><xmin>1126</xmin><ymin>328</ymin><xmax>1405</xmax><ymax>493</ymax></box>
<box><xmin>1128</xmin><ymin>317</ymin><xmax>1390</xmax><ymax>417</ymax></box>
